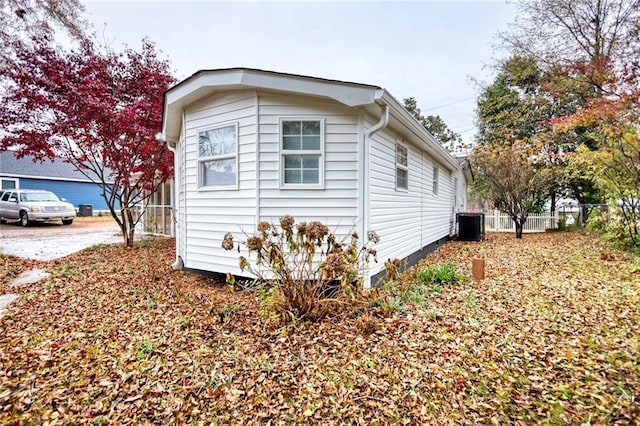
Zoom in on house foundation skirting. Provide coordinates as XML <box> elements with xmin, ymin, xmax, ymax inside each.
<box><xmin>181</xmin><ymin>268</ymin><xmax>234</xmax><ymax>285</ymax></box>
<box><xmin>181</xmin><ymin>234</ymin><xmax>452</xmax><ymax>288</ymax></box>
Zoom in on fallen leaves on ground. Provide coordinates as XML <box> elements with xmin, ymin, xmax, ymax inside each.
<box><xmin>0</xmin><ymin>233</ymin><xmax>638</xmax><ymax>424</ymax></box>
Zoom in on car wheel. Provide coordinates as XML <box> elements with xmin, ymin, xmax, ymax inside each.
<box><xmin>20</xmin><ymin>211</ymin><xmax>30</xmax><ymax>227</ymax></box>
<box><xmin>0</xmin><ymin>217</ymin><xmax>6</xmax><ymax>224</ymax></box>
<box><xmin>62</xmin><ymin>219</ymin><xmax>73</xmax><ymax>225</ymax></box>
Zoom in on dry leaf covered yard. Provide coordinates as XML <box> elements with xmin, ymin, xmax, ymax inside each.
<box><xmin>0</xmin><ymin>233</ymin><xmax>638</xmax><ymax>424</ymax></box>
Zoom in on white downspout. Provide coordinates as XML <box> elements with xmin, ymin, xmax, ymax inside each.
<box><xmin>156</xmin><ymin>131</ymin><xmax>184</xmax><ymax>270</ymax></box>
<box><xmin>362</xmin><ymin>102</ymin><xmax>389</xmax><ymax>287</ymax></box>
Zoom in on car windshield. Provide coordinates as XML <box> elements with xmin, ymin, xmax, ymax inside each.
<box><xmin>20</xmin><ymin>192</ymin><xmax>60</xmax><ymax>202</ymax></box>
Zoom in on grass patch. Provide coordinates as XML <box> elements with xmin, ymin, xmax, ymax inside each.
<box><xmin>416</xmin><ymin>262</ymin><xmax>466</xmax><ymax>285</ymax></box>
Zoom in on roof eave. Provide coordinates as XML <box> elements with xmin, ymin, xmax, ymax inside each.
<box><xmin>380</xmin><ymin>92</ymin><xmax>460</xmax><ymax>171</ymax></box>
<box><xmin>161</xmin><ymin>68</ymin><xmax>461</xmax><ymax>173</ymax></box>
<box><xmin>462</xmin><ymin>158</ymin><xmax>474</xmax><ymax>184</ymax></box>
<box><xmin>162</xmin><ymin>68</ymin><xmax>383</xmax><ymax>141</ymax></box>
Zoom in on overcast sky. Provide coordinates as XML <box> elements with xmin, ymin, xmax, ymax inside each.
<box><xmin>82</xmin><ymin>0</ymin><xmax>517</xmax><ymax>144</ymax></box>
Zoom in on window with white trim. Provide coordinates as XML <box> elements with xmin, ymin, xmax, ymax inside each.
<box><xmin>281</xmin><ymin>119</ymin><xmax>323</xmax><ymax>186</ymax></box>
<box><xmin>1</xmin><ymin>178</ymin><xmax>18</xmax><ymax>190</ymax></box>
<box><xmin>198</xmin><ymin>124</ymin><xmax>238</xmax><ymax>189</ymax></box>
<box><xmin>432</xmin><ymin>165</ymin><xmax>439</xmax><ymax>196</ymax></box>
<box><xmin>395</xmin><ymin>142</ymin><xmax>408</xmax><ymax>190</ymax></box>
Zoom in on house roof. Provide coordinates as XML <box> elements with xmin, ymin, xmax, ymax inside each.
<box><xmin>455</xmin><ymin>154</ymin><xmax>474</xmax><ymax>185</ymax></box>
<box><xmin>162</xmin><ymin>68</ymin><xmax>459</xmax><ymax>171</ymax></box>
<box><xmin>0</xmin><ymin>150</ymin><xmax>113</xmax><ymax>183</ymax></box>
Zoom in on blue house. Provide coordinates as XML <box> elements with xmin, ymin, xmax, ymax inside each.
<box><xmin>0</xmin><ymin>150</ymin><xmax>111</xmax><ymax>212</ymax></box>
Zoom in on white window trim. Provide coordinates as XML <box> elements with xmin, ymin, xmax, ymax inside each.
<box><xmin>197</xmin><ymin>122</ymin><xmax>239</xmax><ymax>191</ymax></box>
<box><xmin>395</xmin><ymin>141</ymin><xmax>409</xmax><ymax>191</ymax></box>
<box><xmin>432</xmin><ymin>165</ymin><xmax>440</xmax><ymax>197</ymax></box>
<box><xmin>279</xmin><ymin>117</ymin><xmax>325</xmax><ymax>189</ymax></box>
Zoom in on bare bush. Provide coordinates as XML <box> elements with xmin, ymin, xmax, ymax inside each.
<box><xmin>222</xmin><ymin>215</ymin><xmax>378</xmax><ymax>321</ymax></box>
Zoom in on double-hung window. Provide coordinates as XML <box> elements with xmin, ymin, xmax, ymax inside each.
<box><xmin>432</xmin><ymin>165</ymin><xmax>439</xmax><ymax>196</ymax></box>
<box><xmin>281</xmin><ymin>119</ymin><xmax>324</xmax><ymax>187</ymax></box>
<box><xmin>395</xmin><ymin>142</ymin><xmax>408</xmax><ymax>190</ymax></box>
<box><xmin>198</xmin><ymin>123</ymin><xmax>238</xmax><ymax>189</ymax></box>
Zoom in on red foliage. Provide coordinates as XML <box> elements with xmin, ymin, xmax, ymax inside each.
<box><xmin>0</xmin><ymin>34</ymin><xmax>174</xmax><ymax>194</ymax></box>
<box><xmin>551</xmin><ymin>56</ymin><xmax>640</xmax><ymax>132</ymax></box>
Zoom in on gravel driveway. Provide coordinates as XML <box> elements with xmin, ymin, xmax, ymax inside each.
<box><xmin>0</xmin><ymin>218</ymin><xmax>122</xmax><ymax>260</ymax></box>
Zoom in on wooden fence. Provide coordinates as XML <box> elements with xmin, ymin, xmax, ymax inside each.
<box><xmin>484</xmin><ymin>210</ymin><xmax>559</xmax><ymax>233</ymax></box>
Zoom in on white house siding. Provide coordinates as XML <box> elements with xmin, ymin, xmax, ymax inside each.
<box><xmin>176</xmin><ymin>135</ymin><xmax>187</xmax><ymax>263</ymax></box>
<box><xmin>451</xmin><ymin>167</ymin><xmax>467</xmax><ymax>214</ymax></box>
<box><xmin>256</xmin><ymin>92</ymin><xmax>360</xmax><ymax>237</ymax></box>
<box><xmin>421</xmin><ymin>163</ymin><xmax>454</xmax><ymax>242</ymax></box>
<box><xmin>163</xmin><ymin>70</ymin><xmax>470</xmax><ymax>284</ymax></box>
<box><xmin>368</xmin><ymin>117</ymin><xmax>456</xmax><ymax>277</ymax></box>
<box><xmin>181</xmin><ymin>91</ymin><xmax>258</xmax><ymax>274</ymax></box>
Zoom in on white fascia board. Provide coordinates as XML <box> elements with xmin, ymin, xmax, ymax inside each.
<box><xmin>238</xmin><ymin>70</ymin><xmax>382</xmax><ymax>106</ymax></box>
<box><xmin>162</xmin><ymin>69</ymin><xmax>383</xmax><ymax>141</ymax></box>
<box><xmin>461</xmin><ymin>158</ymin><xmax>474</xmax><ymax>184</ymax></box>
<box><xmin>162</xmin><ymin>73</ymin><xmax>237</xmax><ymax>141</ymax></box>
<box><xmin>162</xmin><ymin>68</ymin><xmax>460</xmax><ymax>174</ymax></box>
<box><xmin>380</xmin><ymin>92</ymin><xmax>460</xmax><ymax>171</ymax></box>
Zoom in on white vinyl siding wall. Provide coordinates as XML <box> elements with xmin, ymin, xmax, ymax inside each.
<box><xmin>369</xmin><ymin>121</ymin><xmax>421</xmax><ymax>272</ymax></box>
<box><xmin>174</xmin><ymin>88</ymin><xmax>464</xmax><ymax>281</ymax></box>
<box><xmin>423</xmin><ymin>163</ymin><xmax>454</xmax><ymax>242</ymax></box>
<box><xmin>176</xmin><ymin>135</ymin><xmax>187</xmax><ymax>263</ymax></box>
<box><xmin>181</xmin><ymin>91</ymin><xmax>258</xmax><ymax>274</ymax></box>
<box><xmin>451</xmin><ymin>168</ymin><xmax>468</xmax><ymax>213</ymax></box>
<box><xmin>368</xmin><ymin>116</ymin><xmax>456</xmax><ymax>277</ymax></box>
<box><xmin>257</xmin><ymin>92</ymin><xmax>359</xmax><ymax>236</ymax></box>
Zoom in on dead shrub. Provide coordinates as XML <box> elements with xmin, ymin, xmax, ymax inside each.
<box><xmin>222</xmin><ymin>216</ymin><xmax>378</xmax><ymax>321</ymax></box>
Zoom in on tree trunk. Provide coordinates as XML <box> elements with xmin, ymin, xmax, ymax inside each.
<box><xmin>549</xmin><ymin>191</ymin><xmax>557</xmax><ymax>230</ymax></box>
<box><xmin>120</xmin><ymin>207</ymin><xmax>136</xmax><ymax>248</ymax></box>
<box><xmin>515</xmin><ymin>220</ymin><xmax>524</xmax><ymax>239</ymax></box>
<box><xmin>122</xmin><ymin>228</ymin><xmax>135</xmax><ymax>247</ymax></box>
<box><xmin>581</xmin><ymin>204</ymin><xmax>589</xmax><ymax>225</ymax></box>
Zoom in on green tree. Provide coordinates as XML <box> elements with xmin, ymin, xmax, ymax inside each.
<box><xmin>497</xmin><ymin>0</ymin><xmax>639</xmax><ymax>197</ymax></box>
<box><xmin>476</xmin><ymin>56</ymin><xmax>543</xmax><ymax>144</ymax></box>
<box><xmin>403</xmin><ymin>97</ymin><xmax>463</xmax><ymax>152</ymax></box>
<box><xmin>479</xmin><ymin>0</ymin><xmax>639</xmax><ymax>231</ymax></box>
<box><xmin>476</xmin><ymin>55</ymin><xmax>602</xmax><ymax>214</ymax></box>
<box><xmin>473</xmin><ymin>58</ymin><xmax>555</xmax><ymax>237</ymax></box>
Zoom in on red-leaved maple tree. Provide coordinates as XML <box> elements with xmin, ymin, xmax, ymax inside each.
<box><xmin>0</xmin><ymin>35</ymin><xmax>174</xmax><ymax>246</ymax></box>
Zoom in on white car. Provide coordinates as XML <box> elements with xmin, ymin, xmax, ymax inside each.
<box><xmin>0</xmin><ymin>189</ymin><xmax>76</xmax><ymax>226</ymax></box>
